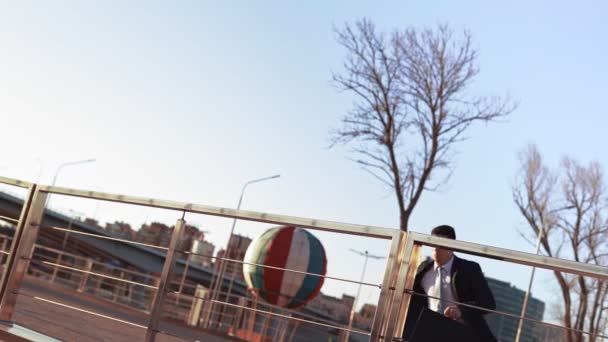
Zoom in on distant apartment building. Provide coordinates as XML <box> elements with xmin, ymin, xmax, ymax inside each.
<box><xmin>354</xmin><ymin>303</ymin><xmax>377</xmax><ymax>331</ymax></box>
<box><xmin>134</xmin><ymin>222</ymin><xmax>202</xmax><ymax>252</ymax></box>
<box><xmin>190</xmin><ymin>238</ymin><xmax>215</xmax><ymax>267</ymax></box>
<box><xmin>307</xmin><ymin>293</ymin><xmax>355</xmax><ymax>324</ymax></box>
<box><xmin>104</xmin><ymin>221</ymin><xmax>135</xmax><ymax>240</ymax></box>
<box><xmin>135</xmin><ymin>222</ymin><xmax>173</xmax><ymax>248</ymax></box>
<box><xmin>214</xmin><ymin>234</ymin><xmax>252</xmax><ymax>280</ymax></box>
<box><xmin>179</xmin><ymin>224</ymin><xmax>201</xmax><ymax>252</ymax></box>
<box><xmin>84</xmin><ymin>218</ymin><xmax>101</xmax><ymax>227</ymax></box>
<box><xmin>485</xmin><ymin>277</ymin><xmax>545</xmax><ymax>342</ymax></box>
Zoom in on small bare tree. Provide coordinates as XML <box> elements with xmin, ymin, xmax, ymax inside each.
<box><xmin>513</xmin><ymin>144</ymin><xmax>608</xmax><ymax>342</ymax></box>
<box><xmin>331</xmin><ymin>19</ymin><xmax>515</xmax><ymax>231</ymax></box>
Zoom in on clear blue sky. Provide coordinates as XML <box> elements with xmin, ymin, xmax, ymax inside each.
<box><xmin>1</xmin><ymin>1</ymin><xmax>606</xmax><ymax>318</ymax></box>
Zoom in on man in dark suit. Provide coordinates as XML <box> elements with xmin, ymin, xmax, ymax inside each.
<box><xmin>402</xmin><ymin>225</ymin><xmax>497</xmax><ymax>342</ymax></box>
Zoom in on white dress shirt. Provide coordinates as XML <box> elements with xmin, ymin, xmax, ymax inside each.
<box><xmin>421</xmin><ymin>256</ymin><xmax>456</xmax><ymax>313</ymax></box>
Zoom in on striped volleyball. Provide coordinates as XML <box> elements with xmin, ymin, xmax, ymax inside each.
<box><xmin>243</xmin><ymin>226</ymin><xmax>327</xmax><ymax>309</ymax></box>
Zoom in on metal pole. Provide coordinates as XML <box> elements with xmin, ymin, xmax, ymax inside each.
<box><xmin>287</xmin><ymin>320</ymin><xmax>300</xmax><ymax>342</ymax></box>
<box><xmin>44</xmin><ymin>158</ymin><xmax>96</xmax><ymax>208</ymax></box>
<box><xmin>515</xmin><ymin>227</ymin><xmax>544</xmax><ymax>342</ymax></box>
<box><xmin>204</xmin><ymin>174</ymin><xmax>280</xmax><ymax>328</ymax></box>
<box><xmin>0</xmin><ymin>184</ymin><xmax>37</xmax><ymax>307</ymax></box>
<box><xmin>178</xmin><ymin>252</ymin><xmax>191</xmax><ymax>301</ymax></box>
<box><xmin>386</xmin><ymin>234</ymin><xmax>421</xmax><ymax>339</ymax></box>
<box><xmin>217</xmin><ymin>256</ymin><xmax>239</xmax><ymax>328</ymax></box>
<box><xmin>145</xmin><ymin>216</ymin><xmax>186</xmax><ymax>342</ymax></box>
<box><xmin>248</xmin><ymin>292</ymin><xmax>259</xmax><ymax>340</ymax></box>
<box><xmin>370</xmin><ymin>231</ymin><xmax>405</xmax><ymax>340</ymax></box>
<box><xmin>260</xmin><ymin>310</ymin><xmax>271</xmax><ymax>339</ymax></box>
<box><xmin>0</xmin><ymin>186</ymin><xmax>47</xmax><ymax>320</ymax></box>
<box><xmin>78</xmin><ymin>258</ymin><xmax>93</xmax><ymax>293</ymax></box>
<box><xmin>343</xmin><ymin>249</ymin><xmax>385</xmax><ymax>342</ymax></box>
<box><xmin>344</xmin><ymin>253</ymin><xmax>367</xmax><ymax>342</ymax></box>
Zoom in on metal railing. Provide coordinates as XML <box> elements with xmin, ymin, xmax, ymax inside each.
<box><xmin>0</xmin><ymin>175</ymin><xmax>606</xmax><ymax>342</ymax></box>
<box><xmin>0</xmin><ymin>176</ymin><xmax>403</xmax><ymax>342</ymax></box>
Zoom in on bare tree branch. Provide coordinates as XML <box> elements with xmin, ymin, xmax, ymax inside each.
<box><xmin>512</xmin><ymin>144</ymin><xmax>608</xmax><ymax>342</ymax></box>
<box><xmin>332</xmin><ymin>19</ymin><xmax>515</xmax><ymax>231</ymax></box>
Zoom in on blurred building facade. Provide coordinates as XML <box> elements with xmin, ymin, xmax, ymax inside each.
<box><xmin>133</xmin><ymin>222</ymin><xmax>203</xmax><ymax>252</ymax></box>
<box><xmin>307</xmin><ymin>293</ymin><xmax>354</xmax><ymax>324</ymax></box>
<box><xmin>190</xmin><ymin>238</ymin><xmax>215</xmax><ymax>267</ymax></box>
<box><xmin>214</xmin><ymin>234</ymin><xmax>252</xmax><ymax>281</ymax></box>
<box><xmin>354</xmin><ymin>303</ymin><xmax>376</xmax><ymax>331</ymax></box>
<box><xmin>485</xmin><ymin>277</ymin><xmax>545</xmax><ymax>342</ymax></box>
<box><xmin>135</xmin><ymin>221</ymin><xmax>172</xmax><ymax>247</ymax></box>
<box><xmin>104</xmin><ymin>221</ymin><xmax>135</xmax><ymax>240</ymax></box>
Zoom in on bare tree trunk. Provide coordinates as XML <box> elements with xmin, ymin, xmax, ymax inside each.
<box><xmin>575</xmin><ymin>276</ymin><xmax>589</xmax><ymax>341</ymax></box>
<box><xmin>555</xmin><ymin>271</ymin><xmax>575</xmax><ymax>342</ymax></box>
<box><xmin>588</xmin><ymin>281</ymin><xmax>604</xmax><ymax>342</ymax></box>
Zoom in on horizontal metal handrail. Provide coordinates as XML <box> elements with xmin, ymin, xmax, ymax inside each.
<box><xmin>30</xmin><ymin>268</ymin><xmax>149</xmax><ymax>294</ymax></box>
<box><xmin>410</xmin><ymin>232</ymin><xmax>608</xmax><ymax>280</ymax></box>
<box><xmin>38</xmin><ymin>261</ymin><xmax>158</xmax><ymax>289</ymax></box>
<box><xmin>0</xmin><ymin>176</ymin><xmax>33</xmax><ymax>188</ymax></box>
<box><xmin>38</xmin><ymin>185</ymin><xmax>397</xmax><ymax>239</ymax></box>
<box><xmin>170</xmin><ymin>290</ymin><xmax>371</xmax><ymax>336</ymax></box>
<box><xmin>42</xmin><ymin>225</ymin><xmax>169</xmax><ymax>251</ymax></box>
<box><xmin>183</xmin><ymin>250</ymin><xmax>382</xmax><ymax>288</ymax></box>
<box><xmin>30</xmin><ymin>243</ymin><xmax>158</xmax><ymax>281</ymax></box>
<box><xmin>15</xmin><ymin>291</ymin><xmax>147</xmax><ymax>329</ymax></box>
<box><xmin>28</xmin><ymin>246</ymin><xmax>160</xmax><ymax>290</ymax></box>
<box><xmin>0</xmin><ymin>215</ymin><xmax>18</xmax><ymax>224</ymax></box>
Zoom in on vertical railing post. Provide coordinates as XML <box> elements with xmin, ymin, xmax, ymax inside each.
<box><xmin>77</xmin><ymin>258</ymin><xmax>93</xmax><ymax>293</ymax></box>
<box><xmin>0</xmin><ymin>186</ymin><xmax>47</xmax><ymax>320</ymax></box>
<box><xmin>146</xmin><ymin>278</ymin><xmax>160</xmax><ymax>313</ymax></box>
<box><xmin>247</xmin><ymin>292</ymin><xmax>259</xmax><ymax>340</ymax></box>
<box><xmin>0</xmin><ymin>239</ymin><xmax>7</xmax><ymax>265</ymax></box>
<box><xmin>0</xmin><ymin>184</ymin><xmax>36</xmax><ymax>303</ymax></box>
<box><xmin>370</xmin><ymin>230</ymin><xmax>406</xmax><ymax>341</ymax></box>
<box><xmin>385</xmin><ymin>233</ymin><xmax>420</xmax><ymax>339</ymax></box>
<box><xmin>145</xmin><ymin>217</ymin><xmax>185</xmax><ymax>342</ymax></box>
<box><xmin>50</xmin><ymin>250</ymin><xmax>62</xmax><ymax>283</ymax></box>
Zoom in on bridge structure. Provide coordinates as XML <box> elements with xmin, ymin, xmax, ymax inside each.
<box><xmin>0</xmin><ymin>175</ymin><xmax>606</xmax><ymax>342</ymax></box>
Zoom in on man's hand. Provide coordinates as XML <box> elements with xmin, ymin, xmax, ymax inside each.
<box><xmin>443</xmin><ymin>305</ymin><xmax>462</xmax><ymax>320</ymax></box>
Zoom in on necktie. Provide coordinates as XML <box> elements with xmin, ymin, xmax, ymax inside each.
<box><xmin>436</xmin><ymin>267</ymin><xmax>446</xmax><ymax>313</ymax></box>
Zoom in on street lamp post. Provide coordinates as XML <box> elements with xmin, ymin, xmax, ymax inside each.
<box><xmin>45</xmin><ymin>158</ymin><xmax>96</xmax><ymax>208</ymax></box>
<box><xmin>203</xmin><ymin>174</ymin><xmax>280</xmax><ymax>328</ymax></box>
<box><xmin>51</xmin><ymin>158</ymin><xmax>97</xmax><ymax>187</ymax></box>
<box><xmin>343</xmin><ymin>249</ymin><xmax>385</xmax><ymax>342</ymax></box>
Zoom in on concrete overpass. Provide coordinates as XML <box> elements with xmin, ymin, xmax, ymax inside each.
<box><xmin>0</xmin><ymin>191</ymin><xmax>226</xmax><ymax>291</ymax></box>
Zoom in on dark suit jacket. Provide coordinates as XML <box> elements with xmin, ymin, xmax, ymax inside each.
<box><xmin>403</xmin><ymin>256</ymin><xmax>497</xmax><ymax>342</ymax></box>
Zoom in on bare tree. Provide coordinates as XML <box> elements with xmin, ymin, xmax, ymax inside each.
<box><xmin>331</xmin><ymin>19</ymin><xmax>515</xmax><ymax>231</ymax></box>
<box><xmin>513</xmin><ymin>144</ymin><xmax>608</xmax><ymax>342</ymax></box>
